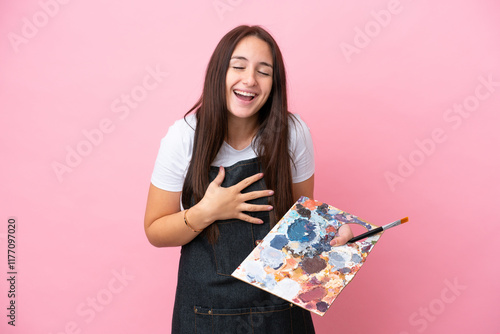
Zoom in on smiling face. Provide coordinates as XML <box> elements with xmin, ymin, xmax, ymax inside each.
<box><xmin>225</xmin><ymin>35</ymin><xmax>274</xmax><ymax>122</ymax></box>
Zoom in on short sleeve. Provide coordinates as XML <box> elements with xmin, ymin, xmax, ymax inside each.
<box><xmin>289</xmin><ymin>114</ymin><xmax>315</xmax><ymax>183</ymax></box>
<box><xmin>150</xmin><ymin>116</ymin><xmax>195</xmax><ymax>191</ymax></box>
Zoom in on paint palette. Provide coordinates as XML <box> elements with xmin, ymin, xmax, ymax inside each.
<box><xmin>232</xmin><ymin>196</ymin><xmax>383</xmax><ymax>316</ymax></box>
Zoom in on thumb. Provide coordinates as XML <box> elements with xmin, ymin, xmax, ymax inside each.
<box><xmin>330</xmin><ymin>224</ymin><xmax>354</xmax><ymax>246</ymax></box>
<box><xmin>330</xmin><ymin>235</ymin><xmax>349</xmax><ymax>247</ymax></box>
<box><xmin>212</xmin><ymin>166</ymin><xmax>225</xmax><ymax>186</ymax></box>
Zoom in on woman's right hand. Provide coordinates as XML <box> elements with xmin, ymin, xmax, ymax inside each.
<box><xmin>195</xmin><ymin>166</ymin><xmax>274</xmax><ymax>227</ymax></box>
<box><xmin>144</xmin><ymin>166</ymin><xmax>275</xmax><ymax>247</ymax></box>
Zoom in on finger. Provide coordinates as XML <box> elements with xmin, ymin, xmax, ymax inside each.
<box><xmin>330</xmin><ymin>224</ymin><xmax>354</xmax><ymax>246</ymax></box>
<box><xmin>330</xmin><ymin>236</ymin><xmax>349</xmax><ymax>246</ymax></box>
<box><xmin>234</xmin><ymin>172</ymin><xmax>264</xmax><ymax>192</ymax></box>
<box><xmin>211</xmin><ymin>166</ymin><xmax>225</xmax><ymax>186</ymax></box>
<box><xmin>237</xmin><ymin>213</ymin><xmax>264</xmax><ymax>225</ymax></box>
<box><xmin>239</xmin><ymin>203</ymin><xmax>273</xmax><ymax>212</ymax></box>
<box><xmin>241</xmin><ymin>189</ymin><xmax>274</xmax><ymax>202</ymax></box>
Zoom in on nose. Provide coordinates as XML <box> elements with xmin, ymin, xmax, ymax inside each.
<box><xmin>242</xmin><ymin>69</ymin><xmax>256</xmax><ymax>86</ymax></box>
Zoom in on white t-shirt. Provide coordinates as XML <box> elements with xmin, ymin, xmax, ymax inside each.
<box><xmin>151</xmin><ymin>113</ymin><xmax>315</xmax><ymax>192</ymax></box>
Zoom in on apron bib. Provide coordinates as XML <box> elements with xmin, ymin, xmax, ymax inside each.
<box><xmin>172</xmin><ymin>158</ymin><xmax>315</xmax><ymax>334</ymax></box>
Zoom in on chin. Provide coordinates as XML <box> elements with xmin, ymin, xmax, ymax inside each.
<box><xmin>228</xmin><ymin>109</ymin><xmax>260</xmax><ymax>119</ymax></box>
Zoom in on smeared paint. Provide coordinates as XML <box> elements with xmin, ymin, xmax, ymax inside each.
<box><xmin>273</xmin><ymin>278</ymin><xmax>301</xmax><ymax>300</ymax></box>
<box><xmin>312</xmin><ymin>240</ymin><xmax>331</xmax><ymax>253</ymax></box>
<box><xmin>232</xmin><ymin>196</ymin><xmax>383</xmax><ymax>316</ymax></box>
<box><xmin>351</xmin><ymin>254</ymin><xmax>362</xmax><ymax>264</ymax></box>
<box><xmin>296</xmin><ymin>203</ymin><xmax>311</xmax><ymax>219</ymax></box>
<box><xmin>298</xmin><ymin>286</ymin><xmax>327</xmax><ymax>303</ymax></box>
<box><xmin>270</xmin><ymin>234</ymin><xmax>288</xmax><ymax>250</ymax></box>
<box><xmin>260</xmin><ymin>246</ymin><xmax>285</xmax><ymax>270</ymax></box>
<box><xmin>317</xmin><ymin>203</ymin><xmax>329</xmax><ymax>214</ymax></box>
<box><xmin>244</xmin><ymin>260</ymin><xmax>267</xmax><ymax>283</ymax></box>
<box><xmin>339</xmin><ymin>267</ymin><xmax>351</xmax><ymax>274</ymax></box>
<box><xmin>309</xmin><ymin>276</ymin><xmax>321</xmax><ymax>285</ymax></box>
<box><xmin>316</xmin><ymin>301</ymin><xmax>328</xmax><ymax>313</ymax></box>
<box><xmin>361</xmin><ymin>244</ymin><xmax>373</xmax><ymax>253</ymax></box>
<box><xmin>287</xmin><ymin>218</ymin><xmax>316</xmax><ymax>243</ymax></box>
<box><xmin>302</xmin><ymin>198</ymin><xmax>319</xmax><ymax>210</ymax></box>
<box><xmin>300</xmin><ymin>256</ymin><xmax>327</xmax><ymax>274</ymax></box>
<box><xmin>328</xmin><ymin>250</ymin><xmax>351</xmax><ymax>269</ymax></box>
<box><xmin>316</xmin><ymin>203</ymin><xmax>333</xmax><ymax>220</ymax></box>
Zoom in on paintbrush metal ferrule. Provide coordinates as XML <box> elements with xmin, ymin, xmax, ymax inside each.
<box><xmin>382</xmin><ymin>217</ymin><xmax>408</xmax><ymax>230</ymax></box>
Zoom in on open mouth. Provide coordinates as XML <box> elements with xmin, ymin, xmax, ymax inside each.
<box><xmin>234</xmin><ymin>89</ymin><xmax>257</xmax><ymax>102</ymax></box>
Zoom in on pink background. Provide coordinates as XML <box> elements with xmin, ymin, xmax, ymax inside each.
<box><xmin>1</xmin><ymin>1</ymin><xmax>499</xmax><ymax>333</ymax></box>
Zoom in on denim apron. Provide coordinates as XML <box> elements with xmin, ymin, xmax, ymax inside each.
<box><xmin>172</xmin><ymin>157</ymin><xmax>315</xmax><ymax>334</ymax></box>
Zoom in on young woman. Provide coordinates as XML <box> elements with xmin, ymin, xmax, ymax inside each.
<box><xmin>144</xmin><ymin>25</ymin><xmax>352</xmax><ymax>333</ymax></box>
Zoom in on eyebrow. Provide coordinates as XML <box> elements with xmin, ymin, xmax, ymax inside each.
<box><xmin>230</xmin><ymin>56</ymin><xmax>273</xmax><ymax>68</ymax></box>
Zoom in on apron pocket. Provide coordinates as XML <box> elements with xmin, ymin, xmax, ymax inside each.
<box><xmin>194</xmin><ymin>303</ymin><xmax>294</xmax><ymax>334</ymax></box>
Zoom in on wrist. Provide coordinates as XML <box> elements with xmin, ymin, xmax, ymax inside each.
<box><xmin>183</xmin><ymin>209</ymin><xmax>203</xmax><ymax>233</ymax></box>
<box><xmin>187</xmin><ymin>204</ymin><xmax>214</xmax><ymax>230</ymax></box>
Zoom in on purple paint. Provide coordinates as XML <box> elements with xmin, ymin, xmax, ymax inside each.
<box><xmin>296</xmin><ymin>204</ymin><xmax>311</xmax><ymax>219</ymax></box>
<box><xmin>300</xmin><ymin>256</ymin><xmax>327</xmax><ymax>274</ymax></box>
<box><xmin>316</xmin><ymin>301</ymin><xmax>328</xmax><ymax>313</ymax></box>
<box><xmin>298</xmin><ymin>286</ymin><xmax>326</xmax><ymax>303</ymax></box>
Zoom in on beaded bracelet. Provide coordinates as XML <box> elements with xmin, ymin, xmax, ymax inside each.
<box><xmin>184</xmin><ymin>209</ymin><xmax>203</xmax><ymax>233</ymax></box>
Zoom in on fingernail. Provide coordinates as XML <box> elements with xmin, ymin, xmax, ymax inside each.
<box><xmin>330</xmin><ymin>239</ymin><xmax>337</xmax><ymax>246</ymax></box>
<box><xmin>268</xmin><ymin>206</ymin><xmax>273</xmax><ymax>211</ymax></box>
<box><xmin>268</xmin><ymin>190</ymin><xmax>274</xmax><ymax>195</ymax></box>
<box><xmin>219</xmin><ymin>166</ymin><xmax>224</xmax><ymax>172</ymax></box>
<box><xmin>258</xmin><ymin>219</ymin><xmax>264</xmax><ymax>224</ymax></box>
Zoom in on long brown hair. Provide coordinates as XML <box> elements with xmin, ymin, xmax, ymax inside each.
<box><xmin>181</xmin><ymin>25</ymin><xmax>295</xmax><ymax>243</ymax></box>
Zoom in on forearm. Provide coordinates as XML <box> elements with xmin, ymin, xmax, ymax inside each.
<box><xmin>145</xmin><ymin>204</ymin><xmax>213</xmax><ymax>247</ymax></box>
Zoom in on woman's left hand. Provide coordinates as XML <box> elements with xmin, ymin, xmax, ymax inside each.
<box><xmin>330</xmin><ymin>224</ymin><xmax>354</xmax><ymax>246</ymax></box>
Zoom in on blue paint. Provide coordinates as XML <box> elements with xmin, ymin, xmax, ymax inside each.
<box><xmin>270</xmin><ymin>234</ymin><xmax>289</xmax><ymax>250</ymax></box>
<box><xmin>328</xmin><ymin>252</ymin><xmax>349</xmax><ymax>269</ymax></box>
<box><xmin>351</xmin><ymin>254</ymin><xmax>362</xmax><ymax>264</ymax></box>
<box><xmin>263</xmin><ymin>274</ymin><xmax>277</xmax><ymax>289</ymax></box>
<box><xmin>312</xmin><ymin>241</ymin><xmax>331</xmax><ymax>253</ymax></box>
<box><xmin>287</xmin><ymin>218</ymin><xmax>316</xmax><ymax>243</ymax></box>
<box><xmin>329</xmin><ymin>252</ymin><xmax>345</xmax><ymax>263</ymax></box>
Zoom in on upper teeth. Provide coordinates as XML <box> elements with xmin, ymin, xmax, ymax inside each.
<box><xmin>235</xmin><ymin>90</ymin><xmax>256</xmax><ymax>97</ymax></box>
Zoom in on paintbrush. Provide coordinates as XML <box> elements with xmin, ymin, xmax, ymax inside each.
<box><xmin>347</xmin><ymin>217</ymin><xmax>409</xmax><ymax>243</ymax></box>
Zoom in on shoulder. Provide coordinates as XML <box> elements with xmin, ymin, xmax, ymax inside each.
<box><xmin>150</xmin><ymin>114</ymin><xmax>196</xmax><ymax>191</ymax></box>
<box><xmin>160</xmin><ymin>114</ymin><xmax>196</xmax><ymax>151</ymax></box>
<box><xmin>166</xmin><ymin>113</ymin><xmax>196</xmax><ymax>138</ymax></box>
<box><xmin>288</xmin><ymin>113</ymin><xmax>313</xmax><ymax>145</ymax></box>
<box><xmin>287</xmin><ymin>113</ymin><xmax>315</xmax><ymax>183</ymax></box>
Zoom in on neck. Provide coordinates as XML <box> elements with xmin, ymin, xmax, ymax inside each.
<box><xmin>226</xmin><ymin>114</ymin><xmax>259</xmax><ymax>150</ymax></box>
